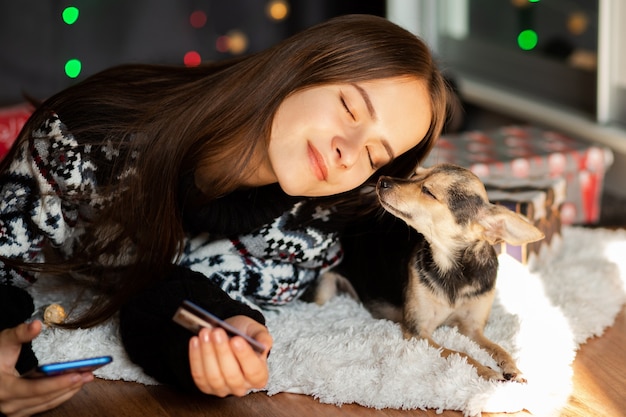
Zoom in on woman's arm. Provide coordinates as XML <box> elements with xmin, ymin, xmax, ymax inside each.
<box><xmin>118</xmin><ymin>265</ymin><xmax>270</xmax><ymax>393</ymax></box>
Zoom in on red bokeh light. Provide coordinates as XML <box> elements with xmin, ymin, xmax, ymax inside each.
<box><xmin>189</xmin><ymin>10</ymin><xmax>207</xmax><ymax>29</ymax></box>
<box><xmin>215</xmin><ymin>36</ymin><xmax>229</xmax><ymax>53</ymax></box>
<box><xmin>184</xmin><ymin>51</ymin><xmax>202</xmax><ymax>67</ymax></box>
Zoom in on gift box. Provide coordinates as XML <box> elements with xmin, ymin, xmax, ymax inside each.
<box><xmin>0</xmin><ymin>103</ymin><xmax>33</xmax><ymax>160</ymax></box>
<box><xmin>485</xmin><ymin>177</ymin><xmax>566</xmax><ymax>264</ymax></box>
<box><xmin>424</xmin><ymin>125</ymin><xmax>614</xmax><ymax>225</ymax></box>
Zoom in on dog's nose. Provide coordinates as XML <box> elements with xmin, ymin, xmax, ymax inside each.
<box><xmin>377</xmin><ymin>177</ymin><xmax>393</xmax><ymax>189</ymax></box>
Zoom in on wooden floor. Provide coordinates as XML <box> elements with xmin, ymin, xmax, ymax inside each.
<box><xmin>41</xmin><ymin>302</ymin><xmax>626</xmax><ymax>417</ymax></box>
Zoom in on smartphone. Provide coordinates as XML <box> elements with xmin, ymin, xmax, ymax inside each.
<box><xmin>23</xmin><ymin>355</ymin><xmax>113</xmax><ymax>379</ymax></box>
<box><xmin>173</xmin><ymin>300</ymin><xmax>266</xmax><ymax>354</ymax></box>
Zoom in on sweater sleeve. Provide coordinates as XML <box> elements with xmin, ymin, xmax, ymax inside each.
<box><xmin>0</xmin><ymin>114</ymin><xmax>96</xmax><ymax>287</ymax></box>
<box><xmin>118</xmin><ymin>265</ymin><xmax>265</xmax><ymax>392</ymax></box>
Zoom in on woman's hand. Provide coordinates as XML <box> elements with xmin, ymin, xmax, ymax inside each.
<box><xmin>0</xmin><ymin>320</ymin><xmax>94</xmax><ymax>417</ymax></box>
<box><xmin>188</xmin><ymin>315</ymin><xmax>273</xmax><ymax>397</ymax></box>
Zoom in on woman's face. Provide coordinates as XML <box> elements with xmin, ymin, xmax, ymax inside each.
<box><xmin>262</xmin><ymin>76</ymin><xmax>433</xmax><ymax>197</ymax></box>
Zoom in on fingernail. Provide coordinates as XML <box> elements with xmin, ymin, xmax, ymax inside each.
<box><xmin>191</xmin><ymin>337</ymin><xmax>199</xmax><ymax>349</ymax></box>
<box><xmin>212</xmin><ymin>329</ymin><xmax>226</xmax><ymax>344</ymax></box>
<box><xmin>202</xmin><ymin>330</ymin><xmax>210</xmax><ymax>343</ymax></box>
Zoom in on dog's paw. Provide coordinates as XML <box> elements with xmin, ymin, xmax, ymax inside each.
<box><xmin>476</xmin><ymin>365</ymin><xmax>527</xmax><ymax>383</ymax></box>
<box><xmin>500</xmin><ymin>363</ymin><xmax>526</xmax><ymax>383</ymax></box>
<box><xmin>476</xmin><ymin>366</ymin><xmax>504</xmax><ymax>381</ymax></box>
<box><xmin>503</xmin><ymin>371</ymin><xmax>527</xmax><ymax>383</ymax></box>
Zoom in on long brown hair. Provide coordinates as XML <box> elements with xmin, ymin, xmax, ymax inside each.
<box><xmin>2</xmin><ymin>14</ymin><xmax>448</xmax><ymax>327</ymax></box>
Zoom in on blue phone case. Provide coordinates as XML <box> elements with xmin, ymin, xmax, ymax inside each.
<box><xmin>24</xmin><ymin>355</ymin><xmax>113</xmax><ymax>378</ymax></box>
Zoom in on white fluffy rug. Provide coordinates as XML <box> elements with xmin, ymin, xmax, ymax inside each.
<box><xmin>29</xmin><ymin>227</ymin><xmax>626</xmax><ymax>417</ymax></box>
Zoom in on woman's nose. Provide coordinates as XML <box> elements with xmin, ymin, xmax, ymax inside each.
<box><xmin>332</xmin><ymin>135</ymin><xmax>362</xmax><ymax>169</ymax></box>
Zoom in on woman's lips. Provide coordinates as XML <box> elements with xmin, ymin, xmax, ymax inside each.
<box><xmin>307</xmin><ymin>142</ymin><xmax>328</xmax><ymax>181</ymax></box>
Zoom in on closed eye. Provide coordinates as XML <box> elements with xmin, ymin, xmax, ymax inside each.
<box><xmin>422</xmin><ymin>185</ymin><xmax>436</xmax><ymax>200</ymax></box>
<box><xmin>366</xmin><ymin>146</ymin><xmax>376</xmax><ymax>170</ymax></box>
<box><xmin>341</xmin><ymin>94</ymin><xmax>376</xmax><ymax>170</ymax></box>
<box><xmin>341</xmin><ymin>96</ymin><xmax>355</xmax><ymax>120</ymax></box>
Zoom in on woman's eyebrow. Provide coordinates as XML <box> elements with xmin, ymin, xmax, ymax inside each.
<box><xmin>351</xmin><ymin>83</ymin><xmax>377</xmax><ymax>121</ymax></box>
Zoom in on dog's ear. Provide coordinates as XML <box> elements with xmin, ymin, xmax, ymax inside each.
<box><xmin>477</xmin><ymin>204</ymin><xmax>545</xmax><ymax>245</ymax></box>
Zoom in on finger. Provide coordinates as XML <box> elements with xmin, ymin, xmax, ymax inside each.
<box><xmin>0</xmin><ymin>321</ymin><xmax>42</xmax><ymax>372</ymax></box>
<box><xmin>4</xmin><ymin>384</ymin><xmax>83</xmax><ymax>417</ymax></box>
<box><xmin>223</xmin><ymin>316</ymin><xmax>273</xmax><ymax>356</ymax></box>
<box><xmin>251</xmin><ymin>331</ymin><xmax>274</xmax><ymax>357</ymax></box>
<box><xmin>211</xmin><ymin>329</ymin><xmax>248</xmax><ymax>396</ymax></box>
<box><xmin>21</xmin><ymin>385</ymin><xmax>83</xmax><ymax>417</ymax></box>
<box><xmin>7</xmin><ymin>372</ymin><xmax>89</xmax><ymax>400</ymax></box>
<box><xmin>230</xmin><ymin>337</ymin><xmax>269</xmax><ymax>388</ymax></box>
<box><xmin>188</xmin><ymin>334</ymin><xmax>215</xmax><ymax>394</ymax></box>
<box><xmin>190</xmin><ymin>329</ymin><xmax>229</xmax><ymax>396</ymax></box>
<box><xmin>0</xmin><ymin>374</ymin><xmax>87</xmax><ymax>416</ymax></box>
<box><xmin>6</xmin><ymin>320</ymin><xmax>42</xmax><ymax>345</ymax></box>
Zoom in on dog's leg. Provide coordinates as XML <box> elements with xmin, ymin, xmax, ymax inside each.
<box><xmin>403</xmin><ymin>283</ymin><xmax>507</xmax><ymax>381</ymax></box>
<box><xmin>309</xmin><ymin>271</ymin><xmax>359</xmax><ymax>305</ymax></box>
<box><xmin>401</xmin><ymin>318</ymin><xmax>505</xmax><ymax>381</ymax></box>
<box><xmin>455</xmin><ymin>292</ymin><xmax>526</xmax><ymax>383</ymax></box>
<box><xmin>461</xmin><ymin>328</ymin><xmax>525</xmax><ymax>383</ymax></box>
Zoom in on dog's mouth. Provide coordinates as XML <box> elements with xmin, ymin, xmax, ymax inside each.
<box><xmin>376</xmin><ymin>178</ymin><xmax>412</xmax><ymax>220</ymax></box>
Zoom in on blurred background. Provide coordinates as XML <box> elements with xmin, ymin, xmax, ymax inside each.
<box><xmin>0</xmin><ymin>0</ymin><xmax>604</xmax><ymax>114</ymax></box>
<box><xmin>0</xmin><ymin>0</ymin><xmax>385</xmax><ymax>105</ymax></box>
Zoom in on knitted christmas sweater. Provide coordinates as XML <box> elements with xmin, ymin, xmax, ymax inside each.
<box><xmin>0</xmin><ymin>113</ymin><xmax>342</xmax><ymax>390</ymax></box>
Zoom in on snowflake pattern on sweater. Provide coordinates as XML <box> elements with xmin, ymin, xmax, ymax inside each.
<box><xmin>180</xmin><ymin>203</ymin><xmax>342</xmax><ymax>309</ymax></box>
<box><xmin>0</xmin><ymin>114</ymin><xmax>103</xmax><ymax>286</ymax></box>
<box><xmin>0</xmin><ymin>114</ymin><xmax>342</xmax><ymax>309</ymax></box>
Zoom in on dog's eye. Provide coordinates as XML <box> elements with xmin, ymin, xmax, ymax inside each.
<box><xmin>421</xmin><ymin>186</ymin><xmax>436</xmax><ymax>200</ymax></box>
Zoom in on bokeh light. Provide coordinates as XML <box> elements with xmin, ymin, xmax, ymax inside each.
<box><xmin>215</xmin><ymin>31</ymin><xmax>249</xmax><ymax>55</ymax></box>
<box><xmin>517</xmin><ymin>29</ymin><xmax>538</xmax><ymax>50</ymax></box>
<box><xmin>567</xmin><ymin>12</ymin><xmax>589</xmax><ymax>36</ymax></box>
<box><xmin>511</xmin><ymin>0</ymin><xmax>539</xmax><ymax>7</ymax></box>
<box><xmin>64</xmin><ymin>59</ymin><xmax>82</xmax><ymax>78</ymax></box>
<box><xmin>184</xmin><ymin>51</ymin><xmax>202</xmax><ymax>67</ymax></box>
<box><xmin>62</xmin><ymin>6</ymin><xmax>79</xmax><ymax>25</ymax></box>
<box><xmin>215</xmin><ymin>36</ymin><xmax>229</xmax><ymax>53</ymax></box>
<box><xmin>227</xmin><ymin>30</ymin><xmax>248</xmax><ymax>54</ymax></box>
<box><xmin>189</xmin><ymin>10</ymin><xmax>207</xmax><ymax>29</ymax></box>
<box><xmin>267</xmin><ymin>0</ymin><xmax>289</xmax><ymax>21</ymax></box>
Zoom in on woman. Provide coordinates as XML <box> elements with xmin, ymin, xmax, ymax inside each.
<box><xmin>0</xmin><ymin>14</ymin><xmax>447</xmax><ymax>416</ymax></box>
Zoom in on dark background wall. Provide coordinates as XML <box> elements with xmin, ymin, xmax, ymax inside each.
<box><xmin>0</xmin><ymin>0</ymin><xmax>385</xmax><ymax>106</ymax></box>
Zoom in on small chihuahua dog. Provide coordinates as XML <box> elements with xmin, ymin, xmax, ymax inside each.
<box><xmin>313</xmin><ymin>163</ymin><xmax>544</xmax><ymax>382</ymax></box>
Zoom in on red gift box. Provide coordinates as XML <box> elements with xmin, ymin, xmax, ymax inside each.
<box><xmin>0</xmin><ymin>103</ymin><xmax>33</xmax><ymax>160</ymax></box>
<box><xmin>425</xmin><ymin>125</ymin><xmax>614</xmax><ymax>225</ymax></box>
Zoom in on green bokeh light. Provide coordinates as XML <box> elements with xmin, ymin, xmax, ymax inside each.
<box><xmin>517</xmin><ymin>29</ymin><xmax>538</xmax><ymax>50</ymax></box>
<box><xmin>65</xmin><ymin>59</ymin><xmax>82</xmax><ymax>78</ymax></box>
<box><xmin>62</xmin><ymin>6</ymin><xmax>79</xmax><ymax>25</ymax></box>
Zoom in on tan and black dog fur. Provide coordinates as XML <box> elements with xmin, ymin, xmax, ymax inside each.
<box><xmin>314</xmin><ymin>163</ymin><xmax>544</xmax><ymax>382</ymax></box>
